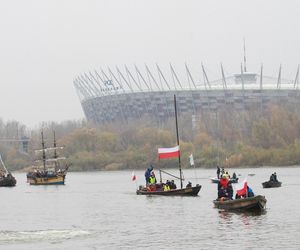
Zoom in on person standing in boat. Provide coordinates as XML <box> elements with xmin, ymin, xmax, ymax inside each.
<box><xmin>217</xmin><ymin>166</ymin><xmax>221</xmax><ymax>179</ymax></box>
<box><xmin>232</xmin><ymin>172</ymin><xmax>237</xmax><ymax>180</ymax></box>
<box><xmin>149</xmin><ymin>172</ymin><xmax>157</xmax><ymax>185</ymax></box>
<box><xmin>218</xmin><ymin>175</ymin><xmax>230</xmax><ymax>199</ymax></box>
<box><xmin>273</xmin><ymin>172</ymin><xmax>278</xmax><ymax>182</ymax></box>
<box><xmin>144</xmin><ymin>165</ymin><xmax>154</xmax><ymax>185</ymax></box>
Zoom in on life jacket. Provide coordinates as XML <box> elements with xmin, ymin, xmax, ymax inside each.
<box><xmin>149</xmin><ymin>176</ymin><xmax>156</xmax><ymax>184</ymax></box>
<box><xmin>163</xmin><ymin>184</ymin><xmax>170</xmax><ymax>191</ymax></box>
<box><xmin>219</xmin><ymin>178</ymin><xmax>229</xmax><ymax>188</ymax></box>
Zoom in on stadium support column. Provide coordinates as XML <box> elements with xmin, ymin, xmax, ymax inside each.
<box><xmin>135</xmin><ymin>65</ymin><xmax>156</xmax><ymax>122</ymax></box>
<box><xmin>100</xmin><ymin>68</ymin><xmax>127</xmax><ymax>125</ymax></box>
<box><xmin>108</xmin><ymin>66</ymin><xmax>130</xmax><ymax>124</ymax></box>
<box><xmin>221</xmin><ymin>63</ymin><xmax>227</xmax><ymax>89</ymax></box>
<box><xmin>201</xmin><ymin>63</ymin><xmax>212</xmax><ymax>133</ymax></box>
<box><xmin>293</xmin><ymin>65</ymin><xmax>299</xmax><ymax>89</ymax></box>
<box><xmin>276</xmin><ymin>64</ymin><xmax>282</xmax><ymax>107</ymax></box>
<box><xmin>116</xmin><ymin>66</ymin><xmax>142</xmax><ymax>119</ymax></box>
<box><xmin>145</xmin><ymin>64</ymin><xmax>161</xmax><ymax>125</ymax></box>
<box><xmin>240</xmin><ymin>63</ymin><xmax>246</xmax><ymax>143</ymax></box>
<box><xmin>184</xmin><ymin>63</ymin><xmax>197</xmax><ymax>116</ymax></box>
<box><xmin>125</xmin><ymin>65</ymin><xmax>151</xmax><ymax>120</ymax></box>
<box><xmin>156</xmin><ymin>64</ymin><xmax>171</xmax><ymax>121</ymax></box>
<box><xmin>293</xmin><ymin>65</ymin><xmax>299</xmax><ymax>113</ymax></box>
<box><xmin>93</xmin><ymin>70</ymin><xmax>115</xmax><ymax>124</ymax></box>
<box><xmin>260</xmin><ymin>64</ymin><xmax>263</xmax><ymax>116</ymax></box>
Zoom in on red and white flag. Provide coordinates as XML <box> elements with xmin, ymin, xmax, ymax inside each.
<box><xmin>233</xmin><ymin>178</ymin><xmax>248</xmax><ymax>196</ymax></box>
<box><xmin>158</xmin><ymin>145</ymin><xmax>180</xmax><ymax>159</ymax></box>
<box><xmin>131</xmin><ymin>171</ymin><xmax>136</xmax><ymax>181</ymax></box>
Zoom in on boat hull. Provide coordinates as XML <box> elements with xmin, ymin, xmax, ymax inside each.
<box><xmin>213</xmin><ymin>195</ymin><xmax>267</xmax><ymax>212</ymax></box>
<box><xmin>136</xmin><ymin>185</ymin><xmax>201</xmax><ymax>196</ymax></box>
<box><xmin>27</xmin><ymin>175</ymin><xmax>65</xmax><ymax>185</ymax></box>
<box><xmin>0</xmin><ymin>175</ymin><xmax>16</xmax><ymax>187</ymax></box>
<box><xmin>262</xmin><ymin>181</ymin><xmax>282</xmax><ymax>188</ymax></box>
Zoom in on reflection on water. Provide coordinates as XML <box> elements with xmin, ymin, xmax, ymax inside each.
<box><xmin>0</xmin><ymin>167</ymin><xmax>299</xmax><ymax>249</ymax></box>
<box><xmin>0</xmin><ymin>229</ymin><xmax>91</xmax><ymax>244</ymax></box>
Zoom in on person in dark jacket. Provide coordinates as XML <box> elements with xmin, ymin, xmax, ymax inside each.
<box><xmin>247</xmin><ymin>186</ymin><xmax>254</xmax><ymax>197</ymax></box>
<box><xmin>186</xmin><ymin>181</ymin><xmax>192</xmax><ymax>188</ymax></box>
<box><xmin>144</xmin><ymin>165</ymin><xmax>153</xmax><ymax>185</ymax></box>
<box><xmin>217</xmin><ymin>166</ymin><xmax>221</xmax><ymax>179</ymax></box>
<box><xmin>170</xmin><ymin>180</ymin><xmax>177</xmax><ymax>189</ymax></box>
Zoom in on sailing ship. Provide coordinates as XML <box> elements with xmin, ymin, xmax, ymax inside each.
<box><xmin>26</xmin><ymin>131</ymin><xmax>69</xmax><ymax>185</ymax></box>
<box><xmin>0</xmin><ymin>154</ymin><xmax>16</xmax><ymax>187</ymax></box>
<box><xmin>136</xmin><ymin>95</ymin><xmax>201</xmax><ymax>196</ymax></box>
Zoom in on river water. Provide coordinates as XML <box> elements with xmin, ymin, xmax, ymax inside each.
<box><xmin>1</xmin><ymin>167</ymin><xmax>300</xmax><ymax>249</ymax></box>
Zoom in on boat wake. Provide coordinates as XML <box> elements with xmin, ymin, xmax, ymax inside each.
<box><xmin>0</xmin><ymin>229</ymin><xmax>91</xmax><ymax>244</ymax></box>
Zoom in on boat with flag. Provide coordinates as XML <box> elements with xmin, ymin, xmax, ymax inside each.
<box><xmin>213</xmin><ymin>178</ymin><xmax>267</xmax><ymax>212</ymax></box>
<box><xmin>26</xmin><ymin>131</ymin><xmax>70</xmax><ymax>185</ymax></box>
<box><xmin>136</xmin><ymin>95</ymin><xmax>201</xmax><ymax>196</ymax></box>
<box><xmin>0</xmin><ymin>154</ymin><xmax>16</xmax><ymax>187</ymax></box>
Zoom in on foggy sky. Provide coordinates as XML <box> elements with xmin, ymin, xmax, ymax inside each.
<box><xmin>0</xmin><ymin>0</ymin><xmax>300</xmax><ymax>127</ymax></box>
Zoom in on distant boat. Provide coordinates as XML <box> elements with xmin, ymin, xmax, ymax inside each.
<box><xmin>213</xmin><ymin>195</ymin><xmax>267</xmax><ymax>212</ymax></box>
<box><xmin>136</xmin><ymin>95</ymin><xmax>201</xmax><ymax>196</ymax></box>
<box><xmin>0</xmin><ymin>155</ymin><xmax>16</xmax><ymax>187</ymax></box>
<box><xmin>262</xmin><ymin>180</ymin><xmax>282</xmax><ymax>188</ymax></box>
<box><xmin>26</xmin><ymin>131</ymin><xmax>69</xmax><ymax>185</ymax></box>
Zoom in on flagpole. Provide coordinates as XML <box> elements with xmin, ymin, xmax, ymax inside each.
<box><xmin>193</xmin><ymin>163</ymin><xmax>198</xmax><ymax>184</ymax></box>
<box><xmin>174</xmin><ymin>94</ymin><xmax>183</xmax><ymax>189</ymax></box>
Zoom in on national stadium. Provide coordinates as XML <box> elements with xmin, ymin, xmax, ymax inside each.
<box><xmin>73</xmin><ymin>63</ymin><xmax>300</xmax><ymax>125</ymax></box>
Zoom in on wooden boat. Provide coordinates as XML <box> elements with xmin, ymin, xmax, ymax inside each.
<box><xmin>137</xmin><ymin>184</ymin><xmax>201</xmax><ymax>196</ymax></box>
<box><xmin>262</xmin><ymin>180</ymin><xmax>282</xmax><ymax>188</ymax></box>
<box><xmin>136</xmin><ymin>95</ymin><xmax>201</xmax><ymax>196</ymax></box>
<box><xmin>213</xmin><ymin>195</ymin><xmax>267</xmax><ymax>212</ymax></box>
<box><xmin>27</xmin><ymin>131</ymin><xmax>69</xmax><ymax>185</ymax></box>
<box><xmin>0</xmin><ymin>155</ymin><xmax>16</xmax><ymax>187</ymax></box>
<box><xmin>210</xmin><ymin>177</ymin><xmax>238</xmax><ymax>184</ymax></box>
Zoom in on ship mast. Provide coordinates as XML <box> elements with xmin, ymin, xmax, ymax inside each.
<box><xmin>243</xmin><ymin>37</ymin><xmax>247</xmax><ymax>72</ymax></box>
<box><xmin>53</xmin><ymin>131</ymin><xmax>58</xmax><ymax>171</ymax></box>
<box><xmin>174</xmin><ymin>94</ymin><xmax>183</xmax><ymax>189</ymax></box>
<box><xmin>41</xmin><ymin>131</ymin><xmax>46</xmax><ymax>172</ymax></box>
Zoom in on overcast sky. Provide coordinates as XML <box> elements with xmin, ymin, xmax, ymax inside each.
<box><xmin>0</xmin><ymin>0</ymin><xmax>300</xmax><ymax>127</ymax></box>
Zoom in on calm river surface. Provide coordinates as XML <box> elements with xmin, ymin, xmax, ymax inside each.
<box><xmin>1</xmin><ymin>167</ymin><xmax>300</xmax><ymax>249</ymax></box>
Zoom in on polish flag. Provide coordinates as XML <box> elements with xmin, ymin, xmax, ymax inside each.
<box><xmin>233</xmin><ymin>178</ymin><xmax>248</xmax><ymax>196</ymax></box>
<box><xmin>131</xmin><ymin>171</ymin><xmax>136</xmax><ymax>181</ymax></box>
<box><xmin>158</xmin><ymin>145</ymin><xmax>180</xmax><ymax>159</ymax></box>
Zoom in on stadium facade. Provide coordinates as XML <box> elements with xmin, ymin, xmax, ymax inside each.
<box><xmin>73</xmin><ymin>64</ymin><xmax>300</xmax><ymax>125</ymax></box>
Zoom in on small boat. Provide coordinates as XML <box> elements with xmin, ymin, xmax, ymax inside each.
<box><xmin>27</xmin><ymin>131</ymin><xmax>69</xmax><ymax>185</ymax></box>
<box><xmin>262</xmin><ymin>180</ymin><xmax>282</xmax><ymax>188</ymax></box>
<box><xmin>210</xmin><ymin>177</ymin><xmax>238</xmax><ymax>184</ymax></box>
<box><xmin>213</xmin><ymin>195</ymin><xmax>267</xmax><ymax>212</ymax></box>
<box><xmin>136</xmin><ymin>95</ymin><xmax>201</xmax><ymax>196</ymax></box>
<box><xmin>0</xmin><ymin>154</ymin><xmax>16</xmax><ymax>187</ymax></box>
<box><xmin>137</xmin><ymin>184</ymin><xmax>201</xmax><ymax>196</ymax></box>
